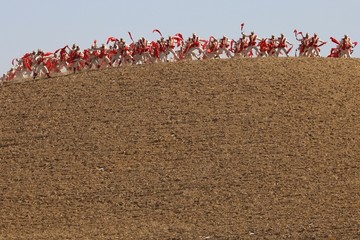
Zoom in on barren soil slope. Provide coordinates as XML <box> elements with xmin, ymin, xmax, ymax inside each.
<box><xmin>1</xmin><ymin>58</ymin><xmax>360</xmax><ymax>239</ymax></box>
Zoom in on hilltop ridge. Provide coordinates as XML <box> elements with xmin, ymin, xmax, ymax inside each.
<box><xmin>1</xmin><ymin>57</ymin><xmax>360</xmax><ymax>239</ymax></box>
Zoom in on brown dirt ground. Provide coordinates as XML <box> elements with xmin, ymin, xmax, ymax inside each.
<box><xmin>1</xmin><ymin>58</ymin><xmax>360</xmax><ymax>239</ymax></box>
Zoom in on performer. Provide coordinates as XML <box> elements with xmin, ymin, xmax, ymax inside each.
<box><xmin>184</xmin><ymin>33</ymin><xmax>205</xmax><ymax>60</ymax></box>
<box><xmin>12</xmin><ymin>54</ymin><xmax>33</xmax><ymax>79</ymax></box>
<box><xmin>191</xmin><ymin>33</ymin><xmax>200</xmax><ymax>47</ymax></box>
<box><xmin>111</xmin><ymin>38</ymin><xmax>126</xmax><ymax>66</ymax></box>
<box><xmin>244</xmin><ymin>31</ymin><xmax>260</xmax><ymax>56</ymax></box>
<box><xmin>339</xmin><ymin>34</ymin><xmax>355</xmax><ymax>58</ymax></box>
<box><xmin>218</xmin><ymin>36</ymin><xmax>233</xmax><ymax>58</ymax></box>
<box><xmin>49</xmin><ymin>52</ymin><xmax>62</xmax><ymax>73</ymax></box>
<box><xmin>97</xmin><ymin>44</ymin><xmax>112</xmax><ymax>68</ymax></box>
<box><xmin>258</xmin><ymin>38</ymin><xmax>269</xmax><ymax>57</ymax></box>
<box><xmin>69</xmin><ymin>46</ymin><xmax>85</xmax><ymax>73</ymax></box>
<box><xmin>164</xmin><ymin>36</ymin><xmax>180</xmax><ymax>61</ymax></box>
<box><xmin>234</xmin><ymin>34</ymin><xmax>249</xmax><ymax>57</ymax></box>
<box><xmin>267</xmin><ymin>35</ymin><xmax>278</xmax><ymax>56</ymax></box>
<box><xmin>56</xmin><ymin>45</ymin><xmax>70</xmax><ymax>72</ymax></box>
<box><xmin>308</xmin><ymin>33</ymin><xmax>326</xmax><ymax>57</ymax></box>
<box><xmin>294</xmin><ymin>32</ymin><xmax>310</xmax><ymax>56</ymax></box>
<box><xmin>137</xmin><ymin>37</ymin><xmax>155</xmax><ymax>64</ymax></box>
<box><xmin>4</xmin><ymin>68</ymin><xmax>16</xmax><ymax>81</ymax></box>
<box><xmin>204</xmin><ymin>37</ymin><xmax>219</xmax><ymax>59</ymax></box>
<box><xmin>88</xmin><ymin>44</ymin><xmax>100</xmax><ymax>69</ymax></box>
<box><xmin>120</xmin><ymin>43</ymin><xmax>134</xmax><ymax>65</ymax></box>
<box><xmin>276</xmin><ymin>33</ymin><xmax>292</xmax><ymax>57</ymax></box>
<box><xmin>33</xmin><ymin>50</ymin><xmax>51</xmax><ymax>79</ymax></box>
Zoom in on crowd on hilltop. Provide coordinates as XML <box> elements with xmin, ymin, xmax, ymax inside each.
<box><xmin>1</xmin><ymin>28</ymin><xmax>358</xmax><ymax>82</ymax></box>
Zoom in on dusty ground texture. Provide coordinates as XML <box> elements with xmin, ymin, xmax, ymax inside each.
<box><xmin>1</xmin><ymin>58</ymin><xmax>360</xmax><ymax>239</ymax></box>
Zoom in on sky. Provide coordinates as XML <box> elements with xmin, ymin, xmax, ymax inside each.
<box><xmin>1</xmin><ymin>0</ymin><xmax>360</xmax><ymax>75</ymax></box>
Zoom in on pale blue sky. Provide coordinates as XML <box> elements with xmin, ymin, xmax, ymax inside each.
<box><xmin>1</xmin><ymin>0</ymin><xmax>359</xmax><ymax>74</ymax></box>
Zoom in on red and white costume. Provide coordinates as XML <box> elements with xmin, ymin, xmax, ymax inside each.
<box><xmin>55</xmin><ymin>45</ymin><xmax>70</xmax><ymax>72</ymax></box>
<box><xmin>164</xmin><ymin>37</ymin><xmax>179</xmax><ymax>62</ymax></box>
<box><xmin>120</xmin><ymin>44</ymin><xmax>134</xmax><ymax>65</ymax></box>
<box><xmin>218</xmin><ymin>36</ymin><xmax>233</xmax><ymax>58</ymax></box>
<box><xmin>307</xmin><ymin>33</ymin><xmax>326</xmax><ymax>57</ymax></box>
<box><xmin>294</xmin><ymin>30</ymin><xmax>311</xmax><ymax>56</ymax></box>
<box><xmin>338</xmin><ymin>35</ymin><xmax>357</xmax><ymax>58</ymax></box>
<box><xmin>244</xmin><ymin>32</ymin><xmax>260</xmax><ymax>56</ymax></box>
<box><xmin>96</xmin><ymin>44</ymin><xmax>112</xmax><ymax>68</ymax></box>
<box><xmin>234</xmin><ymin>34</ymin><xmax>249</xmax><ymax>57</ymax></box>
<box><xmin>68</xmin><ymin>46</ymin><xmax>85</xmax><ymax>73</ymax></box>
<box><xmin>258</xmin><ymin>38</ymin><xmax>270</xmax><ymax>57</ymax></box>
<box><xmin>204</xmin><ymin>37</ymin><xmax>219</xmax><ymax>59</ymax></box>
<box><xmin>275</xmin><ymin>34</ymin><xmax>292</xmax><ymax>57</ymax></box>
<box><xmin>133</xmin><ymin>38</ymin><xmax>155</xmax><ymax>64</ymax></box>
<box><xmin>184</xmin><ymin>33</ymin><xmax>205</xmax><ymax>60</ymax></box>
<box><xmin>111</xmin><ymin>38</ymin><xmax>126</xmax><ymax>66</ymax></box>
<box><xmin>33</xmin><ymin>50</ymin><xmax>51</xmax><ymax>79</ymax></box>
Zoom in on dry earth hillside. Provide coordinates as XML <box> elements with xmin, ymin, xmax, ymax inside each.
<box><xmin>1</xmin><ymin>58</ymin><xmax>360</xmax><ymax>239</ymax></box>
